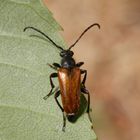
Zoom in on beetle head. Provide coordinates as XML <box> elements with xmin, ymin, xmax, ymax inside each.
<box><xmin>60</xmin><ymin>50</ymin><xmax>76</xmax><ymax>68</ymax></box>
<box><xmin>60</xmin><ymin>49</ymin><xmax>74</xmax><ymax>58</ymax></box>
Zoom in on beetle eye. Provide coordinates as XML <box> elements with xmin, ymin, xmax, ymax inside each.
<box><xmin>60</xmin><ymin>51</ymin><xmax>65</xmax><ymax>57</ymax></box>
<box><xmin>69</xmin><ymin>51</ymin><xmax>74</xmax><ymax>56</ymax></box>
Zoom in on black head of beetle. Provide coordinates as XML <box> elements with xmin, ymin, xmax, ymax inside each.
<box><xmin>23</xmin><ymin>23</ymin><xmax>100</xmax><ymax>69</ymax></box>
<box><xmin>60</xmin><ymin>49</ymin><xmax>76</xmax><ymax>69</ymax></box>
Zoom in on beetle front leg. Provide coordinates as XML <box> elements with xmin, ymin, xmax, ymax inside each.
<box><xmin>53</xmin><ymin>63</ymin><xmax>61</xmax><ymax>68</ymax></box>
<box><xmin>76</xmin><ymin>62</ymin><xmax>84</xmax><ymax>67</ymax></box>
<box><xmin>47</xmin><ymin>63</ymin><xmax>60</xmax><ymax>70</ymax></box>
<box><xmin>54</xmin><ymin>90</ymin><xmax>66</xmax><ymax>132</ymax></box>
<box><xmin>43</xmin><ymin>73</ymin><xmax>58</xmax><ymax>100</ymax></box>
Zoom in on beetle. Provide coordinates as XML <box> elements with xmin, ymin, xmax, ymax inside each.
<box><xmin>24</xmin><ymin>23</ymin><xmax>100</xmax><ymax>131</ymax></box>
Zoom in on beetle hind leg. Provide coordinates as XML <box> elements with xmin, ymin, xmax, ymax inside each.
<box><xmin>81</xmin><ymin>86</ymin><xmax>93</xmax><ymax>124</ymax></box>
<box><xmin>80</xmin><ymin>69</ymin><xmax>92</xmax><ymax>123</ymax></box>
<box><xmin>55</xmin><ymin>90</ymin><xmax>66</xmax><ymax>132</ymax></box>
<box><xmin>43</xmin><ymin>73</ymin><xmax>58</xmax><ymax>100</ymax></box>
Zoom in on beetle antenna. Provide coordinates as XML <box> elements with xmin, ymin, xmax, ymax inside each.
<box><xmin>24</xmin><ymin>26</ymin><xmax>64</xmax><ymax>51</ymax></box>
<box><xmin>69</xmin><ymin>23</ymin><xmax>100</xmax><ymax>50</ymax></box>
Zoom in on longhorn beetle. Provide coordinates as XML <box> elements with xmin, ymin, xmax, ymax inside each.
<box><xmin>24</xmin><ymin>23</ymin><xmax>100</xmax><ymax>131</ymax></box>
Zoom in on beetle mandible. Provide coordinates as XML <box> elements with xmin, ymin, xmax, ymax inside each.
<box><xmin>24</xmin><ymin>23</ymin><xmax>100</xmax><ymax>131</ymax></box>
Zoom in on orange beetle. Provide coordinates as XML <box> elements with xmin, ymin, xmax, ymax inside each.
<box><xmin>24</xmin><ymin>23</ymin><xmax>100</xmax><ymax>131</ymax></box>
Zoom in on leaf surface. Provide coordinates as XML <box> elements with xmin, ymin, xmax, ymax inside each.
<box><xmin>0</xmin><ymin>0</ymin><xmax>97</xmax><ymax>140</ymax></box>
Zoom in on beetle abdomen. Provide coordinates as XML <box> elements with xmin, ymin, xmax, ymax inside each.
<box><xmin>58</xmin><ymin>67</ymin><xmax>81</xmax><ymax>115</ymax></box>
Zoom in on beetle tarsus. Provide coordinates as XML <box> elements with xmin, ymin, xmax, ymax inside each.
<box><xmin>43</xmin><ymin>91</ymin><xmax>53</xmax><ymax>100</ymax></box>
<box><xmin>62</xmin><ymin>113</ymin><xmax>66</xmax><ymax>132</ymax></box>
<box><xmin>62</xmin><ymin>126</ymin><xmax>66</xmax><ymax>132</ymax></box>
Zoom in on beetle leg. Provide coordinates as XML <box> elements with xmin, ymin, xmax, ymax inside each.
<box><xmin>47</xmin><ymin>63</ymin><xmax>57</xmax><ymax>70</ymax></box>
<box><xmin>81</xmin><ymin>86</ymin><xmax>92</xmax><ymax>123</ymax></box>
<box><xmin>81</xmin><ymin>69</ymin><xmax>87</xmax><ymax>85</ymax></box>
<box><xmin>43</xmin><ymin>73</ymin><xmax>58</xmax><ymax>100</ymax></box>
<box><xmin>55</xmin><ymin>90</ymin><xmax>66</xmax><ymax>132</ymax></box>
<box><xmin>76</xmin><ymin>62</ymin><xmax>84</xmax><ymax>67</ymax></box>
<box><xmin>53</xmin><ymin>63</ymin><xmax>61</xmax><ymax>68</ymax></box>
<box><xmin>47</xmin><ymin>63</ymin><xmax>61</xmax><ymax>70</ymax></box>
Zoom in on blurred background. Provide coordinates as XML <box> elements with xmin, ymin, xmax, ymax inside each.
<box><xmin>45</xmin><ymin>0</ymin><xmax>140</xmax><ymax>140</ymax></box>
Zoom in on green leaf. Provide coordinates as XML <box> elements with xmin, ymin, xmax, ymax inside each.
<box><xmin>0</xmin><ymin>0</ymin><xmax>97</xmax><ymax>140</ymax></box>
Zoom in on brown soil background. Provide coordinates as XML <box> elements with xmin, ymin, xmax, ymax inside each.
<box><xmin>45</xmin><ymin>0</ymin><xmax>140</xmax><ymax>140</ymax></box>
